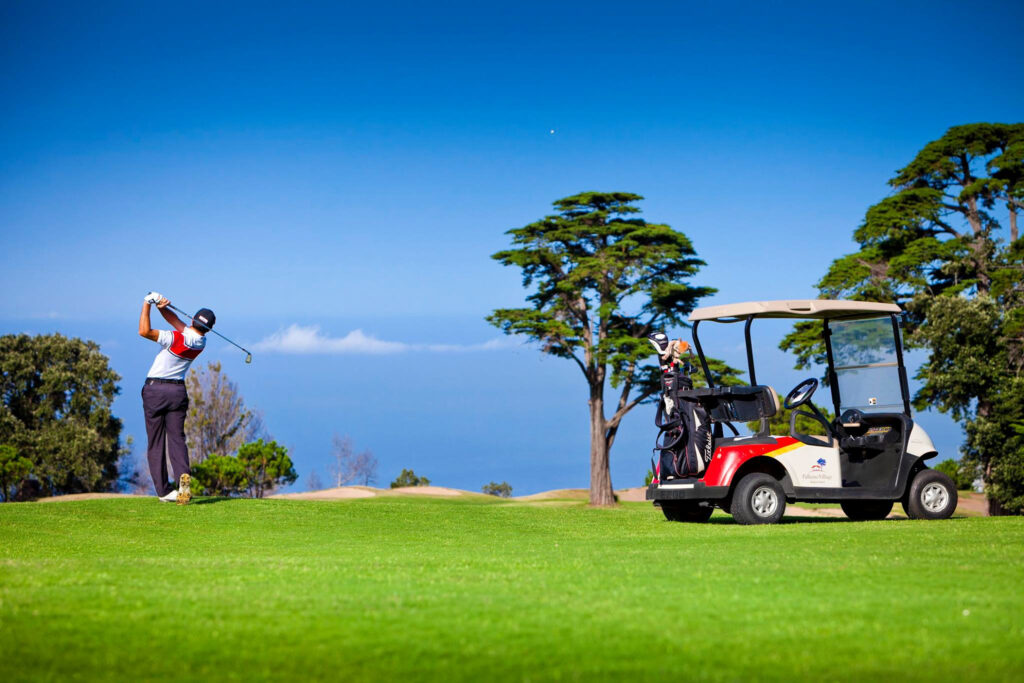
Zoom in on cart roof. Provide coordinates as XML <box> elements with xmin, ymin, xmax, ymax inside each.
<box><xmin>689</xmin><ymin>299</ymin><xmax>901</xmax><ymax>322</ymax></box>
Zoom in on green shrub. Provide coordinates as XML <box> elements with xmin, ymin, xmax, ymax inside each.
<box><xmin>191</xmin><ymin>440</ymin><xmax>297</xmax><ymax>498</ymax></box>
<box><xmin>191</xmin><ymin>454</ymin><xmax>247</xmax><ymax>496</ymax></box>
<box><xmin>934</xmin><ymin>458</ymin><xmax>976</xmax><ymax>491</ymax></box>
<box><xmin>0</xmin><ymin>444</ymin><xmax>33</xmax><ymax>502</ymax></box>
<box><xmin>390</xmin><ymin>469</ymin><xmax>430</xmax><ymax>488</ymax></box>
<box><xmin>236</xmin><ymin>439</ymin><xmax>297</xmax><ymax>498</ymax></box>
<box><xmin>482</xmin><ymin>481</ymin><xmax>512</xmax><ymax>497</ymax></box>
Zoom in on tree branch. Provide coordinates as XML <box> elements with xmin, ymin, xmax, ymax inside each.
<box><xmin>607</xmin><ymin>388</ymin><xmax>657</xmax><ymax>430</ymax></box>
<box><xmin>569</xmin><ymin>352</ymin><xmax>589</xmax><ymax>381</ymax></box>
<box><xmin>615</xmin><ymin>360</ymin><xmax>637</xmax><ymax>415</ymax></box>
<box><xmin>932</xmin><ymin>213</ymin><xmax>964</xmax><ymax>238</ymax></box>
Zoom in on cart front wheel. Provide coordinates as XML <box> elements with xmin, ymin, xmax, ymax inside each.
<box><xmin>902</xmin><ymin>469</ymin><xmax>957</xmax><ymax>520</ymax></box>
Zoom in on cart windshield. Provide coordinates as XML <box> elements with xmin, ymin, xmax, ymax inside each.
<box><xmin>829</xmin><ymin>316</ymin><xmax>905</xmax><ymax>414</ymax></box>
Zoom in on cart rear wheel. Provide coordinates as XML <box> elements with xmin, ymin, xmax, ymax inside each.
<box><xmin>840</xmin><ymin>500</ymin><xmax>894</xmax><ymax>521</ymax></box>
<box><xmin>731</xmin><ymin>473</ymin><xmax>786</xmax><ymax>525</ymax></box>
<box><xmin>903</xmin><ymin>469</ymin><xmax>957</xmax><ymax>520</ymax></box>
<box><xmin>661</xmin><ymin>501</ymin><xmax>714</xmax><ymax>523</ymax></box>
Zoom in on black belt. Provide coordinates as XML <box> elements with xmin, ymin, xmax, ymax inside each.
<box><xmin>145</xmin><ymin>378</ymin><xmax>185</xmax><ymax>385</ymax></box>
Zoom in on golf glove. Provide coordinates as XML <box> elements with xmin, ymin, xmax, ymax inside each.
<box><xmin>144</xmin><ymin>291</ymin><xmax>162</xmax><ymax>304</ymax></box>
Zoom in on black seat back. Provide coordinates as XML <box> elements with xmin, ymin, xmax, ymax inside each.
<box><xmin>687</xmin><ymin>385</ymin><xmax>779</xmax><ymax>437</ymax></box>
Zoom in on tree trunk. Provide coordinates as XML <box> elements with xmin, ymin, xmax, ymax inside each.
<box><xmin>1010</xmin><ymin>202</ymin><xmax>1019</xmax><ymax>243</ymax></box>
<box><xmin>976</xmin><ymin>399</ymin><xmax>1006</xmax><ymax>515</ymax></box>
<box><xmin>987</xmin><ymin>496</ymin><xmax>1006</xmax><ymax>516</ymax></box>
<box><xmin>588</xmin><ymin>393</ymin><xmax>615</xmax><ymax>506</ymax></box>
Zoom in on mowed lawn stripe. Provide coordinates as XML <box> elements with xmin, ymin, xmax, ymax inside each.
<box><xmin>1</xmin><ymin>498</ymin><xmax>1022</xmax><ymax>681</ymax></box>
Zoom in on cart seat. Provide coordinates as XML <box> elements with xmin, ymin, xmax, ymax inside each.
<box><xmin>687</xmin><ymin>385</ymin><xmax>780</xmax><ymax>437</ymax></box>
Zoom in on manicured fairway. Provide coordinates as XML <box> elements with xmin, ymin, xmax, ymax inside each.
<box><xmin>1</xmin><ymin>497</ymin><xmax>1022</xmax><ymax>682</ymax></box>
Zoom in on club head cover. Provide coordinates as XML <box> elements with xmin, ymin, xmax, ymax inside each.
<box><xmin>648</xmin><ymin>332</ymin><xmax>670</xmax><ymax>356</ymax></box>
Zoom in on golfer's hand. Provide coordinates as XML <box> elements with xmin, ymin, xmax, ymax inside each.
<box><xmin>156</xmin><ymin>297</ymin><xmax>170</xmax><ymax>309</ymax></box>
<box><xmin>143</xmin><ymin>291</ymin><xmax>162</xmax><ymax>305</ymax></box>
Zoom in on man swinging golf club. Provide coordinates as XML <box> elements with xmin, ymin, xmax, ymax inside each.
<box><xmin>139</xmin><ymin>292</ymin><xmax>215</xmax><ymax>505</ymax></box>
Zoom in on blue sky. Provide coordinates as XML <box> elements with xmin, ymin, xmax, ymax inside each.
<box><xmin>2</xmin><ymin>1</ymin><xmax>1022</xmax><ymax>494</ymax></box>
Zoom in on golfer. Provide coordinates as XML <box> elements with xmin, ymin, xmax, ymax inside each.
<box><xmin>138</xmin><ymin>292</ymin><xmax>215</xmax><ymax>504</ymax></box>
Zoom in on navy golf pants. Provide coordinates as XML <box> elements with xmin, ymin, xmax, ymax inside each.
<box><xmin>142</xmin><ymin>381</ymin><xmax>191</xmax><ymax>497</ymax></box>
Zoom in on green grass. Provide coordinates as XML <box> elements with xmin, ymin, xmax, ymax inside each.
<box><xmin>2</xmin><ymin>497</ymin><xmax>1023</xmax><ymax>682</ymax></box>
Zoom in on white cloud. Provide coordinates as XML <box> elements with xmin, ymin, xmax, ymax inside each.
<box><xmin>251</xmin><ymin>324</ymin><xmax>521</xmax><ymax>355</ymax></box>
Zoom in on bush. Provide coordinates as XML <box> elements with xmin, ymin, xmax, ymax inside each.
<box><xmin>390</xmin><ymin>469</ymin><xmax>430</xmax><ymax>488</ymax></box>
<box><xmin>645</xmin><ymin>469</ymin><xmax>654</xmax><ymax>486</ymax></box>
<box><xmin>191</xmin><ymin>440</ymin><xmax>297</xmax><ymax>498</ymax></box>
<box><xmin>988</xmin><ymin>446</ymin><xmax>1024</xmax><ymax>514</ymax></box>
<box><xmin>0</xmin><ymin>444</ymin><xmax>33</xmax><ymax>502</ymax></box>
<box><xmin>934</xmin><ymin>458</ymin><xmax>976</xmax><ymax>491</ymax></box>
<box><xmin>191</xmin><ymin>454</ymin><xmax>247</xmax><ymax>496</ymax></box>
<box><xmin>482</xmin><ymin>481</ymin><xmax>512</xmax><ymax>497</ymax></box>
<box><xmin>237</xmin><ymin>439</ymin><xmax>297</xmax><ymax>498</ymax></box>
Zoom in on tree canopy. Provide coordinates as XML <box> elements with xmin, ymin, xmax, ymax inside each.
<box><xmin>0</xmin><ymin>333</ymin><xmax>125</xmax><ymax>497</ymax></box>
<box><xmin>781</xmin><ymin>123</ymin><xmax>1024</xmax><ymax>513</ymax></box>
<box><xmin>488</xmin><ymin>191</ymin><xmax>737</xmax><ymax>505</ymax></box>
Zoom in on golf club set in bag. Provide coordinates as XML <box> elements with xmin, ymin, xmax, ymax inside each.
<box><xmin>647</xmin><ymin>332</ymin><xmax>713</xmax><ymax>483</ymax></box>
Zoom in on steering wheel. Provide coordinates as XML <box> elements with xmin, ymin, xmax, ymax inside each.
<box><xmin>784</xmin><ymin>378</ymin><xmax>819</xmax><ymax>410</ymax></box>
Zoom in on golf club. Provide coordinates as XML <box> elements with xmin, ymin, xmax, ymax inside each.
<box><xmin>158</xmin><ymin>300</ymin><xmax>253</xmax><ymax>364</ymax></box>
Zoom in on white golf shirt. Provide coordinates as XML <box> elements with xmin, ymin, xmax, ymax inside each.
<box><xmin>146</xmin><ymin>329</ymin><xmax>207</xmax><ymax>380</ymax></box>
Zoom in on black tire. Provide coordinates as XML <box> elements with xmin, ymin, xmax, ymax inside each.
<box><xmin>661</xmin><ymin>500</ymin><xmax>714</xmax><ymax>523</ymax></box>
<box><xmin>730</xmin><ymin>473</ymin><xmax>786</xmax><ymax>525</ymax></box>
<box><xmin>840</xmin><ymin>500</ymin><xmax>894</xmax><ymax>521</ymax></box>
<box><xmin>902</xmin><ymin>469</ymin><xmax>958</xmax><ymax>520</ymax></box>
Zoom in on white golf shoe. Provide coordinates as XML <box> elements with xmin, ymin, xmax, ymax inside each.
<box><xmin>158</xmin><ymin>489</ymin><xmax>179</xmax><ymax>503</ymax></box>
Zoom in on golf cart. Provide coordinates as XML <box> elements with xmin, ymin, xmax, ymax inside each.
<box><xmin>646</xmin><ymin>299</ymin><xmax>957</xmax><ymax>524</ymax></box>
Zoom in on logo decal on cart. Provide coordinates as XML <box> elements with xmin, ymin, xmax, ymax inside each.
<box><xmin>811</xmin><ymin>457</ymin><xmax>826</xmax><ymax>472</ymax></box>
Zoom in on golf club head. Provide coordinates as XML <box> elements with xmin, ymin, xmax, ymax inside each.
<box><xmin>245</xmin><ymin>353</ymin><xmax>253</xmax><ymax>364</ymax></box>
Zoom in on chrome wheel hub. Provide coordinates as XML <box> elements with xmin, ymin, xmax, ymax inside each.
<box><xmin>752</xmin><ymin>486</ymin><xmax>778</xmax><ymax>517</ymax></box>
<box><xmin>922</xmin><ymin>483</ymin><xmax>949</xmax><ymax>512</ymax></box>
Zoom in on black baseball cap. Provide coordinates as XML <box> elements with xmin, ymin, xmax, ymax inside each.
<box><xmin>193</xmin><ymin>308</ymin><xmax>216</xmax><ymax>332</ymax></box>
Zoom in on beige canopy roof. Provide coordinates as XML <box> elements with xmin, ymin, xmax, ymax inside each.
<box><xmin>689</xmin><ymin>299</ymin><xmax>901</xmax><ymax>322</ymax></box>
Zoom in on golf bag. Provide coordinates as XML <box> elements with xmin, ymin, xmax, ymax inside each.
<box><xmin>652</xmin><ymin>366</ymin><xmax>714</xmax><ymax>481</ymax></box>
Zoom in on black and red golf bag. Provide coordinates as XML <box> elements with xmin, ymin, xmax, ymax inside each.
<box><xmin>652</xmin><ymin>364</ymin><xmax>714</xmax><ymax>482</ymax></box>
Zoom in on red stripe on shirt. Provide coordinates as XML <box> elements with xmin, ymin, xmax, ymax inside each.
<box><xmin>168</xmin><ymin>330</ymin><xmax>202</xmax><ymax>360</ymax></box>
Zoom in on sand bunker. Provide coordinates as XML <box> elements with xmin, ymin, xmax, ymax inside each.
<box><xmin>271</xmin><ymin>485</ymin><xmax>487</xmax><ymax>500</ymax></box>
<box><xmin>271</xmin><ymin>486</ymin><xmax>377</xmax><ymax>500</ymax></box>
<box><xmin>512</xmin><ymin>487</ymin><xmax>647</xmax><ymax>502</ymax></box>
<box><xmin>380</xmin><ymin>485</ymin><xmax>465</xmax><ymax>497</ymax></box>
